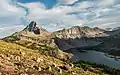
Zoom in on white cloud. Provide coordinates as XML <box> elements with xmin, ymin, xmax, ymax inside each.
<box><xmin>89</xmin><ymin>15</ymin><xmax>120</xmax><ymax>28</ymax></box>
<box><xmin>0</xmin><ymin>0</ymin><xmax>26</xmax><ymax>38</ymax></box>
<box><xmin>19</xmin><ymin>3</ymin><xmax>86</xmax><ymax>31</ymax></box>
<box><xmin>0</xmin><ymin>0</ymin><xmax>25</xmax><ymax>18</ymax></box>
<box><xmin>98</xmin><ymin>0</ymin><xmax>115</xmax><ymax>7</ymax></box>
<box><xmin>18</xmin><ymin>0</ymin><xmax>120</xmax><ymax>31</ymax></box>
<box><xmin>75</xmin><ymin>1</ymin><xmax>93</xmax><ymax>9</ymax></box>
<box><xmin>0</xmin><ymin>24</ymin><xmax>25</xmax><ymax>38</ymax></box>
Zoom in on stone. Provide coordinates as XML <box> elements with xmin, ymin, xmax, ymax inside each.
<box><xmin>20</xmin><ymin>73</ymin><xmax>28</xmax><ymax>75</ymax></box>
<box><xmin>38</xmin><ymin>67</ymin><xmax>42</xmax><ymax>71</ymax></box>
<box><xmin>69</xmin><ymin>63</ymin><xmax>74</xmax><ymax>67</ymax></box>
<box><xmin>14</xmin><ymin>62</ymin><xmax>22</xmax><ymax>66</ymax></box>
<box><xmin>52</xmin><ymin>63</ymin><xmax>57</xmax><ymax>67</ymax></box>
<box><xmin>20</xmin><ymin>52</ymin><xmax>25</xmax><ymax>55</ymax></box>
<box><xmin>7</xmin><ymin>57</ymin><xmax>11</xmax><ymax>61</ymax></box>
<box><xmin>46</xmin><ymin>66</ymin><xmax>52</xmax><ymax>72</ymax></box>
<box><xmin>32</xmin><ymin>58</ymin><xmax>36</xmax><ymax>62</ymax></box>
<box><xmin>15</xmin><ymin>56</ymin><xmax>21</xmax><ymax>61</ymax></box>
<box><xmin>58</xmin><ymin>68</ymin><xmax>62</xmax><ymax>74</ymax></box>
<box><xmin>48</xmin><ymin>66</ymin><xmax>52</xmax><ymax>72</ymax></box>
<box><xmin>0</xmin><ymin>54</ymin><xmax>4</xmax><ymax>58</ymax></box>
<box><xmin>59</xmin><ymin>65</ymin><xmax>69</xmax><ymax>70</ymax></box>
<box><xmin>33</xmin><ymin>66</ymin><xmax>39</xmax><ymax>70</ymax></box>
<box><xmin>36</xmin><ymin>58</ymin><xmax>43</xmax><ymax>63</ymax></box>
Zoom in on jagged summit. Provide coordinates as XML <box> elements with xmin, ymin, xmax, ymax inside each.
<box><xmin>19</xmin><ymin>21</ymin><xmax>51</xmax><ymax>39</ymax></box>
<box><xmin>54</xmin><ymin>26</ymin><xmax>107</xmax><ymax>39</ymax></box>
<box><xmin>24</xmin><ymin>21</ymin><xmax>48</xmax><ymax>35</ymax></box>
<box><xmin>26</xmin><ymin>21</ymin><xmax>38</xmax><ymax>33</ymax></box>
<box><xmin>3</xmin><ymin>21</ymin><xmax>51</xmax><ymax>42</ymax></box>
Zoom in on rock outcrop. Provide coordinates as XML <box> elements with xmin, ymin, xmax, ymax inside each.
<box><xmin>53</xmin><ymin>26</ymin><xmax>107</xmax><ymax>39</ymax></box>
<box><xmin>53</xmin><ymin>26</ymin><xmax>108</xmax><ymax>50</ymax></box>
<box><xmin>53</xmin><ymin>26</ymin><xmax>120</xmax><ymax>51</ymax></box>
<box><xmin>24</xmin><ymin>21</ymin><xmax>40</xmax><ymax>34</ymax></box>
<box><xmin>23</xmin><ymin>21</ymin><xmax>50</xmax><ymax>36</ymax></box>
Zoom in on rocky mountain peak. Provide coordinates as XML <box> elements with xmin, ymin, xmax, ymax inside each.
<box><xmin>24</xmin><ymin>21</ymin><xmax>49</xmax><ymax>35</ymax></box>
<box><xmin>24</xmin><ymin>21</ymin><xmax>40</xmax><ymax>34</ymax></box>
<box><xmin>27</xmin><ymin>21</ymin><xmax>37</xmax><ymax>32</ymax></box>
<box><xmin>54</xmin><ymin>26</ymin><xmax>107</xmax><ymax>39</ymax></box>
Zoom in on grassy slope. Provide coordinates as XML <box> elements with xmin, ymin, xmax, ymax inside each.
<box><xmin>0</xmin><ymin>40</ymin><xmax>98</xmax><ymax>75</ymax></box>
<box><xmin>3</xmin><ymin>31</ymin><xmax>73</xmax><ymax>61</ymax></box>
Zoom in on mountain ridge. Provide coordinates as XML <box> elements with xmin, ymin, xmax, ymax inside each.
<box><xmin>53</xmin><ymin>26</ymin><xmax>108</xmax><ymax>39</ymax></box>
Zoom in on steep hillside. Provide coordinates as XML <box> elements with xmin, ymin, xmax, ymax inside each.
<box><xmin>53</xmin><ymin>26</ymin><xmax>120</xmax><ymax>57</ymax></box>
<box><xmin>3</xmin><ymin>21</ymin><xmax>72</xmax><ymax>61</ymax></box>
<box><xmin>92</xmin><ymin>29</ymin><xmax>120</xmax><ymax>56</ymax></box>
<box><xmin>0</xmin><ymin>40</ymin><xmax>99</xmax><ymax>74</ymax></box>
<box><xmin>53</xmin><ymin>26</ymin><xmax>108</xmax><ymax>50</ymax></box>
<box><xmin>53</xmin><ymin>26</ymin><xmax>107</xmax><ymax>39</ymax></box>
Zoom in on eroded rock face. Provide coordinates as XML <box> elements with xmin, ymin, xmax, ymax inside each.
<box><xmin>26</xmin><ymin>21</ymin><xmax>40</xmax><ymax>34</ymax></box>
<box><xmin>24</xmin><ymin>21</ymin><xmax>50</xmax><ymax>36</ymax></box>
<box><xmin>53</xmin><ymin>26</ymin><xmax>109</xmax><ymax>50</ymax></box>
<box><xmin>54</xmin><ymin>26</ymin><xmax>107</xmax><ymax>39</ymax></box>
<box><xmin>27</xmin><ymin>21</ymin><xmax>37</xmax><ymax>32</ymax></box>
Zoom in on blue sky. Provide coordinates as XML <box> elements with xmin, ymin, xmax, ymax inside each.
<box><xmin>18</xmin><ymin>0</ymin><xmax>57</xmax><ymax>8</ymax></box>
<box><xmin>0</xmin><ymin>0</ymin><xmax>120</xmax><ymax>38</ymax></box>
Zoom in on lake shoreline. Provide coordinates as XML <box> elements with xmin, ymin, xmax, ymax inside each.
<box><xmin>73</xmin><ymin>60</ymin><xmax>120</xmax><ymax>75</ymax></box>
<box><xmin>68</xmin><ymin>49</ymin><xmax>120</xmax><ymax>69</ymax></box>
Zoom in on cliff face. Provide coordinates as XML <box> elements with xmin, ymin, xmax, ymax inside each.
<box><xmin>53</xmin><ymin>26</ymin><xmax>120</xmax><ymax>51</ymax></box>
<box><xmin>53</xmin><ymin>26</ymin><xmax>108</xmax><ymax>50</ymax></box>
<box><xmin>54</xmin><ymin>26</ymin><xmax>108</xmax><ymax>39</ymax></box>
<box><xmin>53</xmin><ymin>26</ymin><xmax>120</xmax><ymax>56</ymax></box>
<box><xmin>21</xmin><ymin>21</ymin><xmax>51</xmax><ymax>39</ymax></box>
<box><xmin>93</xmin><ymin>28</ymin><xmax>120</xmax><ymax>56</ymax></box>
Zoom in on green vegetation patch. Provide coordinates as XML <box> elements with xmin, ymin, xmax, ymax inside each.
<box><xmin>73</xmin><ymin>61</ymin><xmax>120</xmax><ymax>75</ymax></box>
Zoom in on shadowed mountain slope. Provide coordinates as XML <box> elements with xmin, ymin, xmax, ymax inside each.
<box><xmin>53</xmin><ymin>26</ymin><xmax>120</xmax><ymax>56</ymax></box>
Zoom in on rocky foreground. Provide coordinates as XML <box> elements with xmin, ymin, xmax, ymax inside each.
<box><xmin>0</xmin><ymin>40</ymin><xmax>100</xmax><ymax>75</ymax></box>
